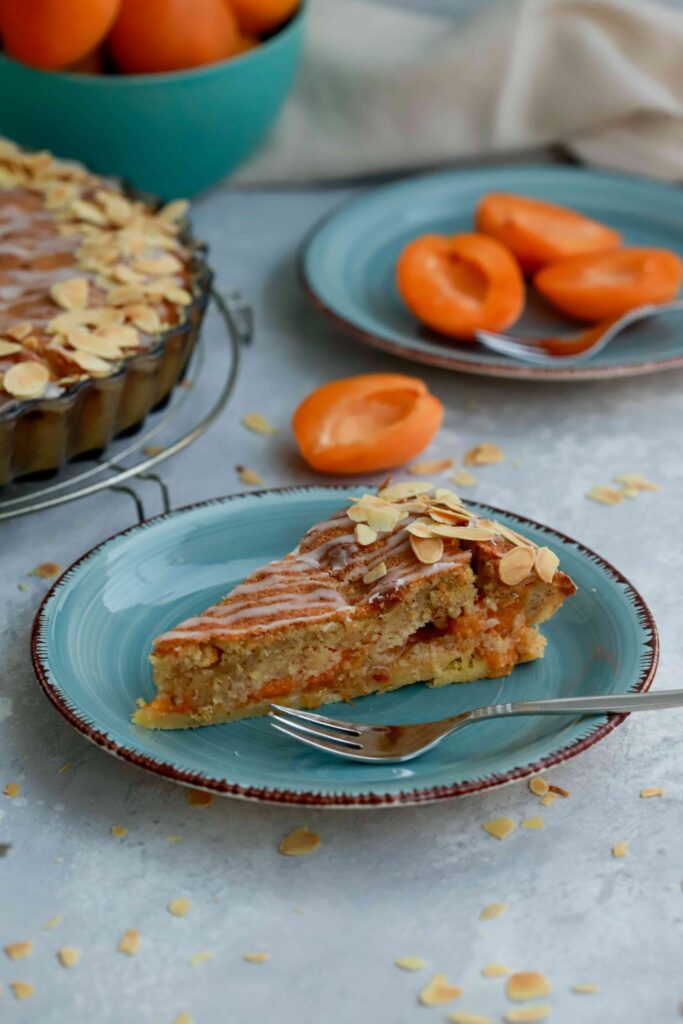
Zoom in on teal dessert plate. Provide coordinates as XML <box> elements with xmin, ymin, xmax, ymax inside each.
<box><xmin>32</xmin><ymin>487</ymin><xmax>658</xmax><ymax>807</ymax></box>
<box><xmin>300</xmin><ymin>165</ymin><xmax>683</xmax><ymax>381</ymax></box>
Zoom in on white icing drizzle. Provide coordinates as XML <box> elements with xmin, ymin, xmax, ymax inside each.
<box><xmin>157</xmin><ymin>504</ymin><xmax>477</xmax><ymax>644</ymax></box>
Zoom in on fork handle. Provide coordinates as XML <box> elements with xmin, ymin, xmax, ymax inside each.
<box><xmin>471</xmin><ymin>689</ymin><xmax>683</xmax><ymax>721</ymax></box>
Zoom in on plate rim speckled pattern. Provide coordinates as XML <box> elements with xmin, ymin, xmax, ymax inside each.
<box><xmin>298</xmin><ymin>163</ymin><xmax>683</xmax><ymax>382</ymax></box>
<box><xmin>31</xmin><ymin>486</ymin><xmax>659</xmax><ymax>808</ymax></box>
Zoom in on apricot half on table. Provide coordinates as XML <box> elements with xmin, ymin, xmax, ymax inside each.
<box><xmin>535</xmin><ymin>248</ymin><xmax>683</xmax><ymax>321</ymax></box>
<box><xmin>292</xmin><ymin>374</ymin><xmax>443</xmax><ymax>475</ymax></box>
<box><xmin>476</xmin><ymin>193</ymin><xmax>622</xmax><ymax>274</ymax></box>
<box><xmin>397</xmin><ymin>232</ymin><xmax>525</xmax><ymax>341</ymax></box>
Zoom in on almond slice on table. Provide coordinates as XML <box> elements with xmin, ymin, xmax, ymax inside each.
<box><xmin>587</xmin><ymin>485</ymin><xmax>623</xmax><ymax>505</ymax></box>
<box><xmin>278</xmin><ymin>827</ymin><xmax>321</xmax><ymax>856</ymax></box>
<box><xmin>482</xmin><ymin>963</ymin><xmax>511</xmax><ymax>977</ymax></box>
<box><xmin>2</xmin><ymin>362</ymin><xmax>50</xmax><ymax>398</ymax></box>
<box><xmin>499</xmin><ymin>546</ymin><xmax>535</xmax><ymax>585</ymax></box>
<box><xmin>614</xmin><ymin>473</ymin><xmax>659</xmax><ymax>492</ymax></box>
<box><xmin>479</xmin><ymin>902</ymin><xmax>508</xmax><ymax>920</ymax></box>
<box><xmin>449</xmin><ymin>1013</ymin><xmax>494</xmax><ymax>1024</ymax></box>
<box><xmin>640</xmin><ymin>786</ymin><xmax>664</xmax><ymax>798</ymax></box>
<box><xmin>410</xmin><ymin>533</ymin><xmax>444</xmax><ymax>565</ymax></box>
<box><xmin>409</xmin><ymin>458</ymin><xmax>454</xmax><ymax>475</ymax></box>
<box><xmin>5</xmin><ymin>941</ymin><xmax>33</xmax><ymax>960</ymax></box>
<box><xmin>117</xmin><ymin>929</ymin><xmax>141</xmax><ymax>955</ymax></box>
<box><xmin>450</xmin><ymin>468</ymin><xmax>478</xmax><ymax>487</ymax></box>
<box><xmin>57</xmin><ymin>947</ymin><xmax>81</xmax><ymax>968</ymax></box>
<box><xmin>506</xmin><ymin>971</ymin><xmax>552</xmax><ymax>1001</ymax></box>
<box><xmin>378</xmin><ymin>481</ymin><xmax>433</xmax><ymax>502</ymax></box>
<box><xmin>419</xmin><ymin>974</ymin><xmax>463</xmax><ymax>1006</ymax></box>
<box><xmin>241</xmin><ymin>412</ymin><xmax>278</xmax><ymax>436</ymax></box>
<box><xmin>394</xmin><ymin>956</ymin><xmax>426</xmax><ymax>971</ymax></box>
<box><xmin>504</xmin><ymin>1006</ymin><xmax>551</xmax><ymax>1023</ymax></box>
<box><xmin>50</xmin><ymin>276</ymin><xmax>89</xmax><ymax>311</ymax></box>
<box><xmin>528</xmin><ymin>776</ymin><xmax>549</xmax><ymax>796</ymax></box>
<box><xmin>482</xmin><ymin>817</ymin><xmax>516</xmax><ymax>840</ymax></box>
<box><xmin>464</xmin><ymin>443</ymin><xmax>503</xmax><ymax>466</ymax></box>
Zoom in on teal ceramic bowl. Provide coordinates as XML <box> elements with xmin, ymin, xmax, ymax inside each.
<box><xmin>0</xmin><ymin>5</ymin><xmax>305</xmax><ymax>198</ymax></box>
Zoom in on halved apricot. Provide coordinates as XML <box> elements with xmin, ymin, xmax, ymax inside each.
<box><xmin>228</xmin><ymin>0</ymin><xmax>300</xmax><ymax>34</ymax></box>
<box><xmin>476</xmin><ymin>194</ymin><xmax>622</xmax><ymax>273</ymax></box>
<box><xmin>292</xmin><ymin>374</ymin><xmax>443</xmax><ymax>475</ymax></box>
<box><xmin>397</xmin><ymin>233</ymin><xmax>525</xmax><ymax>341</ymax></box>
<box><xmin>2</xmin><ymin>0</ymin><xmax>120</xmax><ymax>70</ymax></box>
<box><xmin>534</xmin><ymin>248</ymin><xmax>683</xmax><ymax>321</ymax></box>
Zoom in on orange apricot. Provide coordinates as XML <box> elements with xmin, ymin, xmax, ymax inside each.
<box><xmin>292</xmin><ymin>374</ymin><xmax>443</xmax><ymax>475</ymax></box>
<box><xmin>534</xmin><ymin>248</ymin><xmax>683</xmax><ymax>321</ymax></box>
<box><xmin>397</xmin><ymin>232</ymin><xmax>525</xmax><ymax>341</ymax></box>
<box><xmin>109</xmin><ymin>0</ymin><xmax>241</xmax><ymax>74</ymax></box>
<box><xmin>2</xmin><ymin>0</ymin><xmax>120</xmax><ymax>70</ymax></box>
<box><xmin>476</xmin><ymin>193</ymin><xmax>622</xmax><ymax>274</ymax></box>
<box><xmin>228</xmin><ymin>0</ymin><xmax>300</xmax><ymax>34</ymax></box>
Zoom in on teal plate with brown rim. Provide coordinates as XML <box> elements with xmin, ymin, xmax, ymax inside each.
<box><xmin>299</xmin><ymin>165</ymin><xmax>683</xmax><ymax>381</ymax></box>
<box><xmin>32</xmin><ymin>487</ymin><xmax>658</xmax><ymax>807</ymax></box>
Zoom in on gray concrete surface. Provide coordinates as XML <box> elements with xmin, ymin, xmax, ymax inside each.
<box><xmin>1</xmin><ymin>181</ymin><xmax>682</xmax><ymax>1024</ymax></box>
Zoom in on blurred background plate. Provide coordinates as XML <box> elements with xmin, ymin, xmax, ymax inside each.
<box><xmin>0</xmin><ymin>3</ymin><xmax>306</xmax><ymax>198</ymax></box>
<box><xmin>32</xmin><ymin>486</ymin><xmax>658</xmax><ymax>807</ymax></box>
<box><xmin>300</xmin><ymin>164</ymin><xmax>683</xmax><ymax>381</ymax></box>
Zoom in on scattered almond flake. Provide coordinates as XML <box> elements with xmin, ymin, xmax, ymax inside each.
<box><xmin>394</xmin><ymin>957</ymin><xmax>426</xmax><ymax>971</ymax></box>
<box><xmin>571</xmin><ymin>983</ymin><xmax>599</xmax><ymax>994</ymax></box>
<box><xmin>539</xmin><ymin>792</ymin><xmax>557</xmax><ymax>808</ymax></box>
<box><xmin>142</xmin><ymin>445</ymin><xmax>164</xmax><ymax>457</ymax></box>
<box><xmin>165</xmin><ymin>835</ymin><xmax>184</xmax><ymax>843</ymax></box>
<box><xmin>58</xmin><ymin>762</ymin><xmax>72</xmax><ymax>774</ymax></box>
<box><xmin>504</xmin><ymin>1006</ymin><xmax>551</xmax><ymax>1023</ymax></box>
<box><xmin>450</xmin><ymin>468</ymin><xmax>478</xmax><ymax>487</ymax></box>
<box><xmin>168</xmin><ymin>898</ymin><xmax>191</xmax><ymax>917</ymax></box>
<box><xmin>528</xmin><ymin>777</ymin><xmax>549</xmax><ymax>796</ymax></box>
<box><xmin>482</xmin><ymin>817</ymin><xmax>517</xmax><ymax>841</ymax></box>
<box><xmin>10</xmin><ymin>981</ymin><xmax>34</xmax><ymax>1000</ymax></box>
<box><xmin>111</xmin><ymin>825</ymin><xmax>128</xmax><ymax>838</ymax></box>
<box><xmin>3</xmin><ymin>361</ymin><xmax>50</xmax><ymax>398</ymax></box>
<box><xmin>419</xmin><ymin>974</ymin><xmax>463</xmax><ymax>1007</ymax></box>
<box><xmin>117</xmin><ymin>929</ymin><xmax>141</xmax><ymax>956</ymax></box>
<box><xmin>243</xmin><ymin>952</ymin><xmax>270</xmax><ymax>963</ymax></box>
<box><xmin>640</xmin><ymin>787</ymin><xmax>664</xmax><ymax>798</ymax></box>
<box><xmin>621</xmin><ymin>487</ymin><xmax>638</xmax><ymax>499</ymax></box>
<box><xmin>482</xmin><ymin>963</ymin><xmax>511</xmax><ymax>978</ymax></box>
<box><xmin>0</xmin><ymin>339</ymin><xmax>21</xmax><ymax>357</ymax></box>
<box><xmin>17</xmin><ymin>581</ymin><xmax>30</xmax><ymax>591</ymax></box>
<box><xmin>363</xmin><ymin>562</ymin><xmax>387</xmax><ymax>585</ymax></box>
<box><xmin>410</xmin><ymin>533</ymin><xmax>444</xmax><ymax>565</ymax></box>
<box><xmin>614</xmin><ymin>473</ymin><xmax>659</xmax><ymax>492</ymax></box>
<box><xmin>5</xmin><ymin>941</ymin><xmax>33</xmax><ymax>960</ymax></box>
<box><xmin>534</xmin><ymin>547</ymin><xmax>559</xmax><ymax>584</ymax></box>
<box><xmin>57</xmin><ymin>946</ymin><xmax>80</xmax><ymax>968</ymax></box>
<box><xmin>29</xmin><ymin>561</ymin><xmax>61</xmax><ymax>579</ymax></box>
<box><xmin>521</xmin><ymin>816</ymin><xmax>545</xmax><ymax>830</ymax></box>
<box><xmin>355</xmin><ymin>523</ymin><xmax>377</xmax><ymax>546</ymax></box>
<box><xmin>612</xmin><ymin>840</ymin><xmax>628</xmax><ymax>858</ymax></box>
<box><xmin>236</xmin><ymin>465</ymin><xmax>263</xmax><ymax>486</ymax></box>
<box><xmin>279</xmin><ymin>826</ymin><xmax>321</xmax><ymax>857</ymax></box>
<box><xmin>499</xmin><ymin>546</ymin><xmax>535</xmax><ymax>586</ymax></box>
<box><xmin>187</xmin><ymin>789</ymin><xmax>213</xmax><ymax>807</ymax></box>
<box><xmin>479</xmin><ymin>902</ymin><xmax>508</xmax><ymax>921</ymax></box>
<box><xmin>6</xmin><ymin>321</ymin><xmax>33</xmax><ymax>340</ymax></box>
<box><xmin>548</xmin><ymin>784</ymin><xmax>570</xmax><ymax>797</ymax></box>
<box><xmin>50</xmin><ymin>276</ymin><xmax>89</xmax><ymax>311</ymax></box>
<box><xmin>507</xmin><ymin>972</ymin><xmax>552</xmax><ymax>1002</ymax></box>
<box><xmin>449</xmin><ymin>1013</ymin><xmax>494</xmax><ymax>1024</ymax></box>
<box><xmin>587</xmin><ymin>485</ymin><xmax>623</xmax><ymax>506</ymax></box>
<box><xmin>189</xmin><ymin>951</ymin><xmax>214</xmax><ymax>968</ymax></box>
<box><xmin>512</xmin><ymin>458</ymin><xmax>523</xmax><ymax>469</ymax></box>
<box><xmin>241</xmin><ymin>412</ymin><xmax>278</xmax><ymax>436</ymax></box>
<box><xmin>378</xmin><ymin>481</ymin><xmax>433</xmax><ymax>502</ymax></box>
<box><xmin>464</xmin><ymin>443</ymin><xmax>503</xmax><ymax>466</ymax></box>
<box><xmin>409</xmin><ymin>458</ymin><xmax>454</xmax><ymax>475</ymax></box>
<box><xmin>4</xmin><ymin>782</ymin><xmax>20</xmax><ymax>798</ymax></box>
<box><xmin>43</xmin><ymin>915</ymin><xmax>62</xmax><ymax>930</ymax></box>
<box><xmin>174</xmin><ymin>1014</ymin><xmax>194</xmax><ymax>1024</ymax></box>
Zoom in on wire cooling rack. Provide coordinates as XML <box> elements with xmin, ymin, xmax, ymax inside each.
<box><xmin>0</xmin><ymin>289</ymin><xmax>247</xmax><ymax>523</ymax></box>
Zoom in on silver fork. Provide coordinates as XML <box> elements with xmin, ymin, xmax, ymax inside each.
<box><xmin>475</xmin><ymin>300</ymin><xmax>683</xmax><ymax>367</ymax></box>
<box><xmin>269</xmin><ymin>690</ymin><xmax>683</xmax><ymax>763</ymax></box>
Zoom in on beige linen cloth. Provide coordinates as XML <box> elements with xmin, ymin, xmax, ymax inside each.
<box><xmin>235</xmin><ymin>0</ymin><xmax>683</xmax><ymax>184</ymax></box>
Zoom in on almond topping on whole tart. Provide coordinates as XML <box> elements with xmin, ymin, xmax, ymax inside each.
<box><xmin>96</xmin><ymin>325</ymin><xmax>140</xmax><ymax>350</ymax></box>
<box><xmin>123</xmin><ymin>303</ymin><xmax>163</xmax><ymax>333</ymax></box>
<box><xmin>50</xmin><ymin>276</ymin><xmax>89</xmax><ymax>311</ymax></box>
<box><xmin>67</xmin><ymin>328</ymin><xmax>123</xmax><ymax>360</ymax></box>
<box><xmin>2</xmin><ymin>362</ymin><xmax>50</xmax><ymax>398</ymax></box>
<box><xmin>5</xmin><ymin>321</ymin><xmax>33</xmax><ymax>340</ymax></box>
<box><xmin>0</xmin><ymin>339</ymin><xmax>22</xmax><ymax>357</ymax></box>
<box><xmin>69</xmin><ymin>351</ymin><xmax>114</xmax><ymax>377</ymax></box>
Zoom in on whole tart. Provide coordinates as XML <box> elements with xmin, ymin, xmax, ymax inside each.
<box><xmin>136</xmin><ymin>482</ymin><xmax>576</xmax><ymax>728</ymax></box>
<box><xmin>0</xmin><ymin>137</ymin><xmax>212</xmax><ymax>486</ymax></box>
